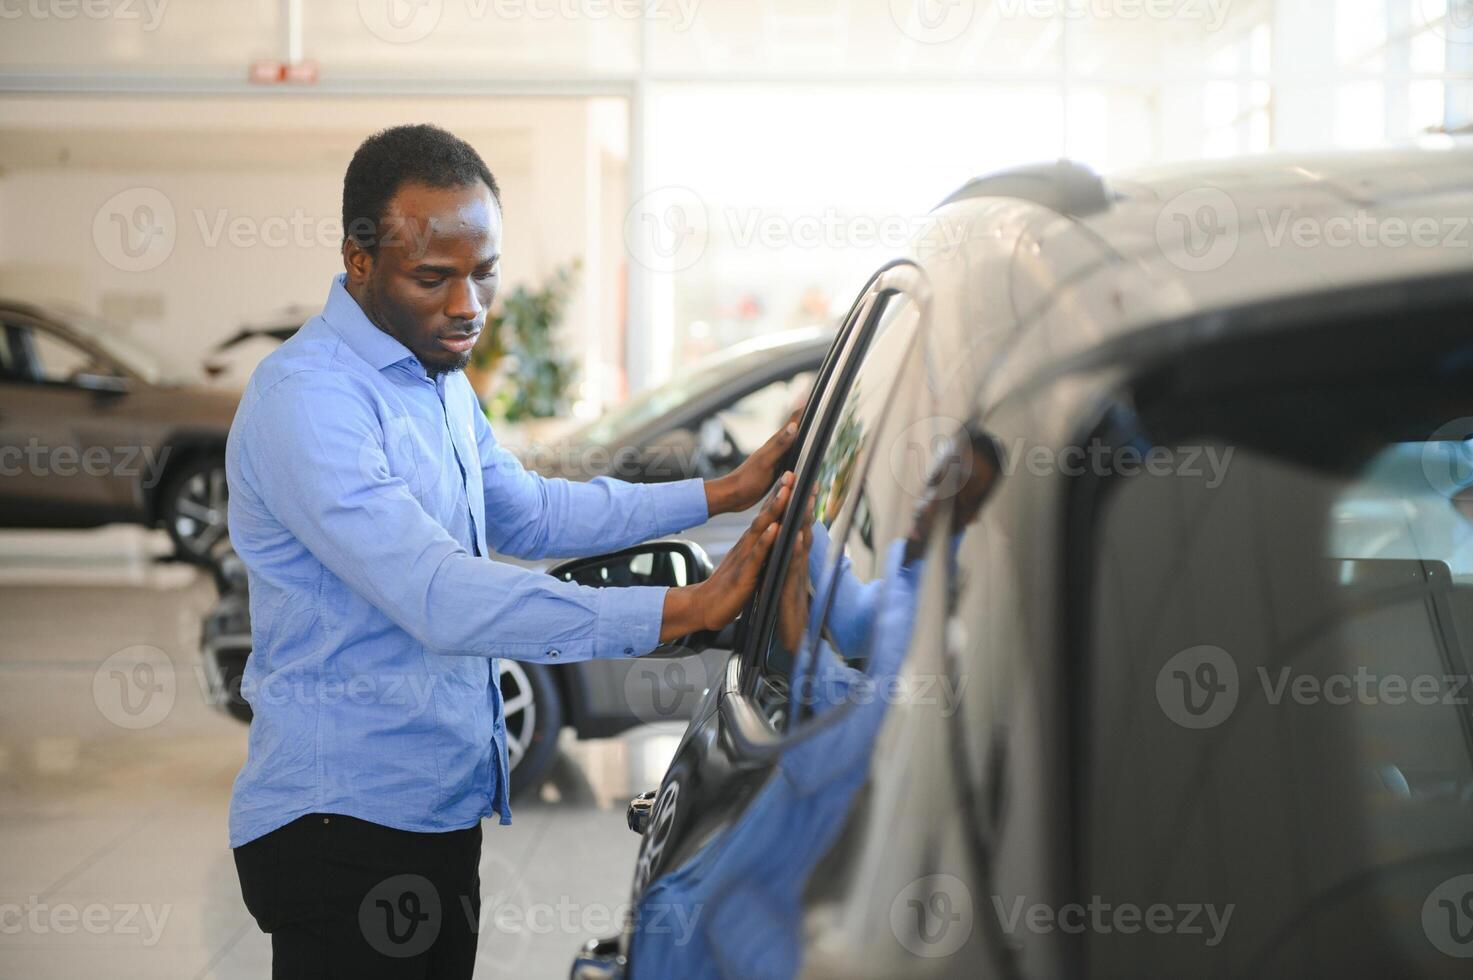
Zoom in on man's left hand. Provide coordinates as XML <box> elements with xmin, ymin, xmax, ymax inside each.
<box><xmin>705</xmin><ymin>410</ymin><xmax>800</xmax><ymax>516</ymax></box>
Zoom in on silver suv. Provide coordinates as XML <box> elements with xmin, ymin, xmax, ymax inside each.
<box><xmin>568</xmin><ymin>145</ymin><xmax>1473</xmax><ymax>979</ymax></box>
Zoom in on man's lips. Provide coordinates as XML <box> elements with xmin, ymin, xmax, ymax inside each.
<box><xmin>438</xmin><ymin>331</ymin><xmax>479</xmax><ymax>354</ymax></box>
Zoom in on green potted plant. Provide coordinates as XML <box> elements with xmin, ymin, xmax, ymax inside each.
<box><xmin>465</xmin><ymin>262</ymin><xmax>580</xmax><ymax>437</ymax></box>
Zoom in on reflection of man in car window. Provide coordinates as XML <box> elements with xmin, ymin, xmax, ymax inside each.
<box><xmin>781</xmin><ymin>430</ymin><xmax>1002</xmax><ymax>720</ymax></box>
<box><xmin>630</xmin><ymin>431</ymin><xmax>1001</xmax><ymax>980</ymax></box>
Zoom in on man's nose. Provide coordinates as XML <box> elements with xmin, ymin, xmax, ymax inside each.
<box><xmin>445</xmin><ymin>279</ymin><xmax>483</xmax><ymax>322</ymax></box>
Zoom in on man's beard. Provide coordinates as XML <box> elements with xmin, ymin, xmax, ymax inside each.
<box><xmin>427</xmin><ymin>351</ymin><xmax>472</xmax><ymax>378</ymax></box>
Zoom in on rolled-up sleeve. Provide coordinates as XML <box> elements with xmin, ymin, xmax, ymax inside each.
<box><xmin>237</xmin><ymin>370</ymin><xmax>667</xmax><ymax>663</ymax></box>
<box><xmin>472</xmin><ymin>403</ymin><xmax>709</xmax><ymax>560</ymax></box>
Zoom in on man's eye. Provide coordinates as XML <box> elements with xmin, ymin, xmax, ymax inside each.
<box><xmin>417</xmin><ymin>279</ymin><xmax>444</xmax><ymax>288</ymax></box>
<box><xmin>474</xmin><ymin>269</ymin><xmax>498</xmax><ymax>281</ymax></box>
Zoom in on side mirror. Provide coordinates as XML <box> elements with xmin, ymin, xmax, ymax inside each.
<box><xmin>548</xmin><ymin>539</ymin><xmax>717</xmax><ymax>657</ymax></box>
<box><xmin>549</xmin><ymin>538</ymin><xmax>712</xmax><ymax>589</ymax></box>
<box><xmin>74</xmin><ymin>372</ymin><xmax>130</xmax><ymax>395</ymax></box>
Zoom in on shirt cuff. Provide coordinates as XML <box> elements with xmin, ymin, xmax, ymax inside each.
<box><xmin>595</xmin><ymin>584</ymin><xmax>668</xmax><ymax>659</ymax></box>
<box><xmin>651</xmin><ymin>478</ymin><xmax>710</xmax><ymax>535</ymax></box>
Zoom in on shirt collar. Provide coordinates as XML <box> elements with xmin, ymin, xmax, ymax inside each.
<box><xmin>321</xmin><ymin>273</ymin><xmax>418</xmax><ymax>373</ymax></box>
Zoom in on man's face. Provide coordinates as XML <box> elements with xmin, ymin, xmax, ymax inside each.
<box><xmin>345</xmin><ymin>180</ymin><xmax>502</xmax><ymax>377</ymax></box>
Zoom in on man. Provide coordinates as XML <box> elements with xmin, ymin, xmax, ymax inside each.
<box><xmin>227</xmin><ymin>124</ymin><xmax>796</xmax><ymax>978</ymax></box>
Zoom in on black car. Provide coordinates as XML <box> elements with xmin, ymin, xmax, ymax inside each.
<box><xmin>199</xmin><ymin>328</ymin><xmax>829</xmax><ymax>799</ymax></box>
<box><xmin>569</xmin><ymin>149</ymin><xmax>1473</xmax><ymax>978</ymax></box>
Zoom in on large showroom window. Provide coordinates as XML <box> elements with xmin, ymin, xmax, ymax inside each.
<box><xmin>0</xmin><ymin>0</ymin><xmax>1469</xmax><ymax>399</ymax></box>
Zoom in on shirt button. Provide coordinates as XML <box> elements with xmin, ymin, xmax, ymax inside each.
<box><xmin>547</xmin><ymin>649</ymin><xmax>560</xmax><ymax>659</ymax></box>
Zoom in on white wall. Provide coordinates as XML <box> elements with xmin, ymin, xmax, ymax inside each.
<box><xmin>0</xmin><ymin>94</ymin><xmax>628</xmax><ymax>400</ymax></box>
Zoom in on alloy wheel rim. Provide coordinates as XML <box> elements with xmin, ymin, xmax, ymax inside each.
<box><xmin>498</xmin><ymin>660</ymin><xmax>538</xmax><ymax>771</ymax></box>
<box><xmin>172</xmin><ymin>467</ymin><xmax>228</xmax><ymax>556</ymax></box>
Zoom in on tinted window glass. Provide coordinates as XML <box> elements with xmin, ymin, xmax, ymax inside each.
<box><xmin>1086</xmin><ymin>417</ymin><xmax>1473</xmax><ymax>976</ymax></box>
<box><xmin>714</xmin><ymin>369</ymin><xmax>816</xmax><ymax>459</ymax></box>
<box><xmin>751</xmin><ymin>294</ymin><xmax>920</xmax><ymax>728</ymax></box>
<box><xmin>0</xmin><ymin>325</ymin><xmax>22</xmax><ymax>379</ymax></box>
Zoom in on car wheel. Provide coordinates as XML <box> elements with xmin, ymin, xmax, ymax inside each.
<box><xmin>502</xmin><ymin>660</ymin><xmax>563</xmax><ymax>799</ymax></box>
<box><xmin>162</xmin><ymin>453</ymin><xmax>229</xmax><ymax>564</ymax></box>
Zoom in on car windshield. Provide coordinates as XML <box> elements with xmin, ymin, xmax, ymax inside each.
<box><xmin>578</xmin><ymin>330</ymin><xmax>826</xmax><ymax>446</ymax></box>
<box><xmin>1083</xmin><ymin>368</ymin><xmax>1473</xmax><ymax>975</ymax></box>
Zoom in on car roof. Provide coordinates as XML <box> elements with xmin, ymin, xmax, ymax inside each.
<box><xmin>913</xmin><ymin>143</ymin><xmax>1473</xmax><ymax>412</ymax></box>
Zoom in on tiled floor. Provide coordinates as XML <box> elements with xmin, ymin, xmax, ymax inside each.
<box><xmin>0</xmin><ymin>527</ymin><xmax>682</xmax><ymax>979</ymax></box>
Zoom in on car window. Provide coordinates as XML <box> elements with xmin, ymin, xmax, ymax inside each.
<box><xmin>712</xmin><ymin>369</ymin><xmax>816</xmax><ymax>459</ymax></box>
<box><xmin>29</xmin><ymin>328</ymin><xmax>100</xmax><ymax>385</ymax></box>
<box><xmin>747</xmin><ymin>292</ymin><xmax>922</xmax><ymax>729</ymax></box>
<box><xmin>783</xmin><ymin>344</ymin><xmax>969</xmax><ymax>730</ymax></box>
<box><xmin>1084</xmin><ymin>406</ymin><xmax>1473</xmax><ymax>974</ymax></box>
<box><xmin>0</xmin><ymin>325</ymin><xmax>24</xmax><ymax>380</ymax></box>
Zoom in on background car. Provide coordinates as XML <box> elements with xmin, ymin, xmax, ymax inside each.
<box><xmin>199</xmin><ymin>312</ymin><xmax>309</xmax><ymax>382</ymax></box>
<box><xmin>0</xmin><ymin>300</ymin><xmax>237</xmax><ymax>562</ymax></box>
<box><xmin>571</xmin><ymin>149</ymin><xmax>1473</xmax><ymax>979</ymax></box>
<box><xmin>199</xmin><ymin>327</ymin><xmax>830</xmax><ymax>799</ymax></box>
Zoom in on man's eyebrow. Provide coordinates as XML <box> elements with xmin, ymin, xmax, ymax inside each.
<box><xmin>409</xmin><ymin>255</ymin><xmax>500</xmax><ymax>276</ymax></box>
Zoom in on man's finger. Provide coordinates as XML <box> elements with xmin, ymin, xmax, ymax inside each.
<box><xmin>761</xmin><ymin>481</ymin><xmax>792</xmax><ymax>524</ymax></box>
<box><xmin>753</xmin><ymin>521</ymin><xmax>779</xmax><ymax>562</ymax></box>
<box><xmin>758</xmin><ymin>411</ymin><xmax>800</xmax><ymax>459</ymax></box>
<box><xmin>730</xmin><ymin>478</ymin><xmax>790</xmax><ymax>555</ymax></box>
<box><xmin>763</xmin><ymin>473</ymin><xmax>795</xmax><ymax>515</ymax></box>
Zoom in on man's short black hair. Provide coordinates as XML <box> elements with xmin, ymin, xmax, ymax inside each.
<box><xmin>341</xmin><ymin>124</ymin><xmax>501</xmax><ymax>253</ymax></box>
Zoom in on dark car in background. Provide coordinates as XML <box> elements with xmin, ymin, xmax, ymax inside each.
<box><xmin>0</xmin><ymin>300</ymin><xmax>237</xmax><ymax>562</ymax></box>
<box><xmin>200</xmin><ymin>327</ymin><xmax>830</xmax><ymax>798</ymax></box>
<box><xmin>568</xmin><ymin>148</ymin><xmax>1473</xmax><ymax>979</ymax></box>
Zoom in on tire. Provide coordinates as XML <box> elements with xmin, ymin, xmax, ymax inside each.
<box><xmin>160</xmin><ymin>452</ymin><xmax>229</xmax><ymax>564</ymax></box>
<box><xmin>503</xmin><ymin>660</ymin><xmax>563</xmax><ymax>799</ymax></box>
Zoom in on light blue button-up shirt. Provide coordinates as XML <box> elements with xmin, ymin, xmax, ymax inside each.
<box><xmin>226</xmin><ymin>274</ymin><xmax>708</xmax><ymax>847</ymax></box>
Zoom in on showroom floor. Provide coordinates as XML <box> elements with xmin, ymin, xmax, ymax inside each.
<box><xmin>0</xmin><ymin>527</ymin><xmax>681</xmax><ymax>979</ymax></box>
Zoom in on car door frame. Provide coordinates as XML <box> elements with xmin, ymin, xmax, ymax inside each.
<box><xmin>720</xmin><ymin>259</ymin><xmax>933</xmax><ymax>757</ymax></box>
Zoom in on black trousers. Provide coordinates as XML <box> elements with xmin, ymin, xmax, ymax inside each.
<box><xmin>234</xmin><ymin>813</ymin><xmax>482</xmax><ymax>980</ymax></box>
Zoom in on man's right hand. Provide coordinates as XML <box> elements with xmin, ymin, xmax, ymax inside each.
<box><xmin>661</xmin><ymin>472</ymin><xmax>794</xmax><ymax>642</ymax></box>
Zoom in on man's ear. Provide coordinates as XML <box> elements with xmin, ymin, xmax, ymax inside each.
<box><xmin>343</xmin><ymin>237</ymin><xmax>373</xmax><ymax>285</ymax></box>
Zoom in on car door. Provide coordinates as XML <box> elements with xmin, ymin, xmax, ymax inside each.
<box><xmin>624</xmin><ymin>262</ymin><xmax>937</xmax><ymax>973</ymax></box>
<box><xmin>0</xmin><ymin>317</ymin><xmax>143</xmax><ymax>526</ymax></box>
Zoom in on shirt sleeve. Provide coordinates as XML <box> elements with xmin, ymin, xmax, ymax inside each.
<box><xmin>237</xmin><ymin>370</ymin><xmax>667</xmax><ymax>663</ymax></box>
<box><xmin>471</xmin><ymin>400</ymin><xmax>709</xmax><ymax>560</ymax></box>
<box><xmin>806</xmin><ymin>519</ymin><xmax>883</xmax><ymax>661</ymax></box>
